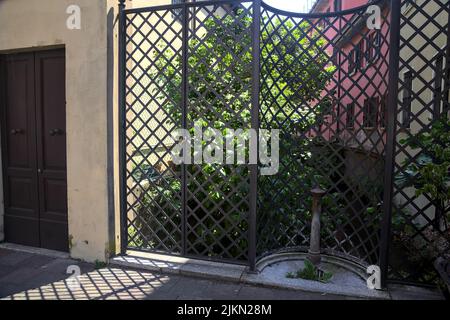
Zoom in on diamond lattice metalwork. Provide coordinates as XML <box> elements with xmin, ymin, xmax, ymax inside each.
<box><xmin>123</xmin><ymin>6</ymin><xmax>184</xmax><ymax>254</ymax></box>
<box><xmin>388</xmin><ymin>0</ymin><xmax>450</xmax><ymax>284</ymax></box>
<box><xmin>257</xmin><ymin>1</ymin><xmax>390</xmax><ymax>266</ymax></box>
<box><xmin>185</xmin><ymin>2</ymin><xmax>254</xmax><ymax>261</ymax></box>
<box><xmin>119</xmin><ymin>0</ymin><xmax>450</xmax><ymax>284</ymax></box>
<box><xmin>122</xmin><ymin>0</ymin><xmax>255</xmax><ymax>263</ymax></box>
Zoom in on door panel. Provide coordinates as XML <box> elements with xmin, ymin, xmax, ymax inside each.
<box><xmin>0</xmin><ymin>49</ymin><xmax>68</xmax><ymax>252</ymax></box>
<box><xmin>0</xmin><ymin>53</ymin><xmax>40</xmax><ymax>247</ymax></box>
<box><xmin>35</xmin><ymin>50</ymin><xmax>68</xmax><ymax>251</ymax></box>
<box><xmin>8</xmin><ymin>177</ymin><xmax>34</xmax><ymax>209</ymax></box>
<box><xmin>37</xmin><ymin>52</ymin><xmax>66</xmax><ymax>170</ymax></box>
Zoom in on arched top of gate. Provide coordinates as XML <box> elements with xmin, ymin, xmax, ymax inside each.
<box><xmin>120</xmin><ymin>0</ymin><xmax>388</xmax><ymax>16</ymax></box>
<box><xmin>260</xmin><ymin>0</ymin><xmax>387</xmax><ymax>19</ymax></box>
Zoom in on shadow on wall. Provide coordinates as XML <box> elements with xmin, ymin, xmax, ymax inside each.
<box><xmin>106</xmin><ymin>5</ymin><xmax>119</xmax><ymax>258</ymax></box>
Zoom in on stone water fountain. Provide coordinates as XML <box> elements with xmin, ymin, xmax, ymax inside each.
<box><xmin>252</xmin><ymin>188</ymin><xmax>385</xmax><ymax>298</ymax></box>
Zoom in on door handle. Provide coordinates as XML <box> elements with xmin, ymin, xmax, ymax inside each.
<box><xmin>38</xmin><ymin>169</ymin><xmax>42</xmax><ymax>174</ymax></box>
<box><xmin>49</xmin><ymin>129</ymin><xmax>63</xmax><ymax>136</ymax></box>
<box><xmin>11</xmin><ymin>129</ymin><xmax>24</xmax><ymax>135</ymax></box>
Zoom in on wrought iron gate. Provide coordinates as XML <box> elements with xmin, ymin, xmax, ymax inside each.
<box><xmin>119</xmin><ymin>0</ymin><xmax>449</xmax><ymax>285</ymax></box>
<box><xmin>387</xmin><ymin>0</ymin><xmax>450</xmax><ymax>285</ymax></box>
<box><xmin>119</xmin><ymin>0</ymin><xmax>258</xmax><ymax>265</ymax></box>
<box><xmin>256</xmin><ymin>1</ymin><xmax>391</xmax><ymax>269</ymax></box>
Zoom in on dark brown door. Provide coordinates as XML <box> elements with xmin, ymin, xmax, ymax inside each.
<box><xmin>0</xmin><ymin>49</ymin><xmax>68</xmax><ymax>252</ymax></box>
<box><xmin>0</xmin><ymin>53</ymin><xmax>40</xmax><ymax>248</ymax></box>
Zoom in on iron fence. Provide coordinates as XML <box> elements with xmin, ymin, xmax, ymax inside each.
<box><xmin>387</xmin><ymin>0</ymin><xmax>450</xmax><ymax>285</ymax></box>
<box><xmin>118</xmin><ymin>0</ymin><xmax>450</xmax><ymax>286</ymax></box>
<box><xmin>257</xmin><ymin>0</ymin><xmax>391</xmax><ymax>269</ymax></box>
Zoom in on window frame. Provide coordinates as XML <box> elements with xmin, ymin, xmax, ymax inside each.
<box><xmin>433</xmin><ymin>52</ymin><xmax>445</xmax><ymax>119</ymax></box>
<box><xmin>334</xmin><ymin>0</ymin><xmax>342</xmax><ymax>12</ymax></box>
<box><xmin>367</xmin><ymin>31</ymin><xmax>381</xmax><ymax>65</ymax></box>
<box><xmin>363</xmin><ymin>97</ymin><xmax>379</xmax><ymax>129</ymax></box>
<box><xmin>402</xmin><ymin>71</ymin><xmax>413</xmax><ymax>129</ymax></box>
<box><xmin>346</xmin><ymin>102</ymin><xmax>355</xmax><ymax>129</ymax></box>
<box><xmin>348</xmin><ymin>49</ymin><xmax>357</xmax><ymax>75</ymax></box>
<box><xmin>358</xmin><ymin>40</ymin><xmax>365</xmax><ymax>70</ymax></box>
<box><xmin>373</xmin><ymin>31</ymin><xmax>381</xmax><ymax>61</ymax></box>
<box><xmin>171</xmin><ymin>0</ymin><xmax>183</xmax><ymax>20</ymax></box>
<box><xmin>380</xmin><ymin>94</ymin><xmax>388</xmax><ymax>128</ymax></box>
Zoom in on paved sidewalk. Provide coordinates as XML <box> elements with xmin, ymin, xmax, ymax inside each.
<box><xmin>0</xmin><ymin>248</ymin><xmax>353</xmax><ymax>300</ymax></box>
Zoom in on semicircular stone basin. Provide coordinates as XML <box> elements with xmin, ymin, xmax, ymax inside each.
<box><xmin>253</xmin><ymin>252</ymin><xmax>386</xmax><ymax>298</ymax></box>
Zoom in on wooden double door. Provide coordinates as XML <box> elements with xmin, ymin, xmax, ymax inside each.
<box><xmin>0</xmin><ymin>49</ymin><xmax>68</xmax><ymax>252</ymax></box>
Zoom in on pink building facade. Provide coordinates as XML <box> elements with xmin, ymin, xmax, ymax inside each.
<box><xmin>311</xmin><ymin>0</ymin><xmax>390</xmax><ymax>153</ymax></box>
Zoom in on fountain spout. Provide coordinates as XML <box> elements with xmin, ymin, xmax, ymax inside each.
<box><xmin>308</xmin><ymin>187</ymin><xmax>326</xmax><ymax>266</ymax></box>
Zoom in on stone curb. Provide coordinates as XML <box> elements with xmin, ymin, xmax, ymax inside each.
<box><xmin>1</xmin><ymin>245</ymin><xmax>442</xmax><ymax>300</ymax></box>
<box><xmin>111</xmin><ymin>251</ymin><xmax>390</xmax><ymax>300</ymax></box>
<box><xmin>0</xmin><ymin>243</ymin><xmax>70</xmax><ymax>259</ymax></box>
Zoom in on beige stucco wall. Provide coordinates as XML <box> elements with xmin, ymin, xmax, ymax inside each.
<box><xmin>0</xmin><ymin>0</ymin><xmax>120</xmax><ymax>262</ymax></box>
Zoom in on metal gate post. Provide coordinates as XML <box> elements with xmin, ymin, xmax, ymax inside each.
<box><xmin>118</xmin><ymin>0</ymin><xmax>128</xmax><ymax>255</ymax></box>
<box><xmin>379</xmin><ymin>0</ymin><xmax>402</xmax><ymax>289</ymax></box>
<box><xmin>249</xmin><ymin>0</ymin><xmax>261</xmax><ymax>272</ymax></box>
<box><xmin>446</xmin><ymin>2</ymin><xmax>450</xmax><ymax>114</ymax></box>
<box><xmin>181</xmin><ymin>0</ymin><xmax>189</xmax><ymax>257</ymax></box>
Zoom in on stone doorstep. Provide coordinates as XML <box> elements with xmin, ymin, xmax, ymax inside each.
<box><xmin>111</xmin><ymin>251</ymin><xmax>247</xmax><ymax>282</ymax></box>
<box><xmin>0</xmin><ymin>243</ymin><xmax>69</xmax><ymax>260</ymax></box>
<box><xmin>111</xmin><ymin>251</ymin><xmax>394</xmax><ymax>300</ymax></box>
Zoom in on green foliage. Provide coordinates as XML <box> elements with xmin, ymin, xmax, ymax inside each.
<box><xmin>286</xmin><ymin>260</ymin><xmax>333</xmax><ymax>283</ymax></box>
<box><xmin>259</xmin><ymin>18</ymin><xmax>335</xmax><ymax>126</ymax></box>
<box><xmin>131</xmin><ymin>177</ymin><xmax>182</xmax><ymax>251</ymax></box>
<box><xmin>153</xmin><ymin>13</ymin><xmax>336</xmax><ymax>129</ymax></box>
<box><xmin>153</xmin><ymin>13</ymin><xmax>253</xmax><ymax>128</ymax></box>
<box><xmin>392</xmin><ymin>116</ymin><xmax>450</xmax><ymax>282</ymax></box>
<box><xmin>132</xmin><ymin>9</ymin><xmax>336</xmax><ymax>257</ymax></box>
<box><xmin>128</xmin><ymin>223</ymin><xmax>145</xmax><ymax>248</ymax></box>
<box><xmin>94</xmin><ymin>260</ymin><xmax>108</xmax><ymax>270</ymax></box>
<box><xmin>396</xmin><ymin>116</ymin><xmax>450</xmax><ymax>224</ymax></box>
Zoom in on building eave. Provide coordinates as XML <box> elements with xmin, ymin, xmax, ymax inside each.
<box><xmin>334</xmin><ymin>0</ymin><xmax>389</xmax><ymax>48</ymax></box>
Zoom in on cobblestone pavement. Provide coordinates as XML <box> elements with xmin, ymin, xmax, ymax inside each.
<box><xmin>0</xmin><ymin>248</ymin><xmax>353</xmax><ymax>300</ymax></box>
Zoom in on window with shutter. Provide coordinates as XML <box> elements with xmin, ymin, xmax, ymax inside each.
<box><xmin>334</xmin><ymin>0</ymin><xmax>342</xmax><ymax>12</ymax></box>
<box><xmin>402</xmin><ymin>71</ymin><xmax>413</xmax><ymax>128</ymax></box>
<box><xmin>364</xmin><ymin>97</ymin><xmax>378</xmax><ymax>128</ymax></box>
<box><xmin>433</xmin><ymin>53</ymin><xmax>444</xmax><ymax>119</ymax></box>
<box><xmin>380</xmin><ymin>94</ymin><xmax>388</xmax><ymax>128</ymax></box>
<box><xmin>346</xmin><ymin>103</ymin><xmax>355</xmax><ymax>129</ymax></box>
<box><xmin>349</xmin><ymin>49</ymin><xmax>357</xmax><ymax>75</ymax></box>
<box><xmin>358</xmin><ymin>40</ymin><xmax>365</xmax><ymax>69</ymax></box>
